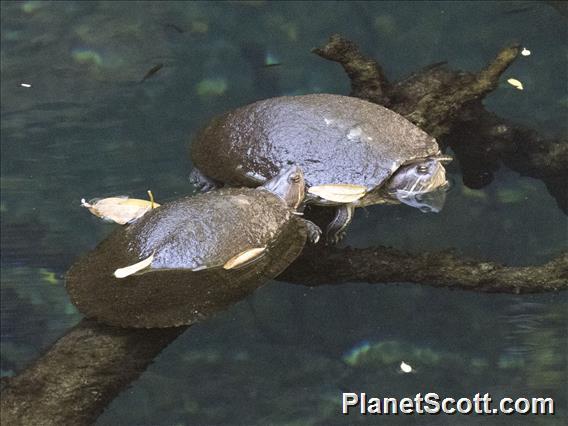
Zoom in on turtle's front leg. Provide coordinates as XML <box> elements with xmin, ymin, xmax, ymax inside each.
<box><xmin>326</xmin><ymin>204</ymin><xmax>355</xmax><ymax>245</ymax></box>
<box><xmin>302</xmin><ymin>219</ymin><xmax>322</xmax><ymax>245</ymax></box>
<box><xmin>189</xmin><ymin>168</ymin><xmax>220</xmax><ymax>192</ymax></box>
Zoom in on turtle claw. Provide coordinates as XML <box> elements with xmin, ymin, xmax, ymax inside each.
<box><xmin>189</xmin><ymin>168</ymin><xmax>220</xmax><ymax>193</ymax></box>
<box><xmin>303</xmin><ymin>220</ymin><xmax>322</xmax><ymax>245</ymax></box>
<box><xmin>325</xmin><ymin>227</ymin><xmax>348</xmax><ymax>246</ymax></box>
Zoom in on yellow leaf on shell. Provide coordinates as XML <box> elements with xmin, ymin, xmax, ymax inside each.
<box><xmin>223</xmin><ymin>247</ymin><xmax>266</xmax><ymax>270</ymax></box>
<box><xmin>114</xmin><ymin>253</ymin><xmax>155</xmax><ymax>278</ymax></box>
<box><xmin>308</xmin><ymin>184</ymin><xmax>367</xmax><ymax>203</ymax></box>
<box><xmin>81</xmin><ymin>196</ymin><xmax>160</xmax><ymax>225</ymax></box>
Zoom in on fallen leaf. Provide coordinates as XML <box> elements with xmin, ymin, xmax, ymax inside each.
<box><xmin>507</xmin><ymin>78</ymin><xmax>524</xmax><ymax>90</ymax></box>
<box><xmin>223</xmin><ymin>247</ymin><xmax>266</xmax><ymax>270</ymax></box>
<box><xmin>308</xmin><ymin>184</ymin><xmax>367</xmax><ymax>203</ymax></box>
<box><xmin>81</xmin><ymin>195</ymin><xmax>160</xmax><ymax>224</ymax></box>
<box><xmin>114</xmin><ymin>254</ymin><xmax>154</xmax><ymax>278</ymax></box>
<box><xmin>400</xmin><ymin>361</ymin><xmax>413</xmax><ymax>373</ymax></box>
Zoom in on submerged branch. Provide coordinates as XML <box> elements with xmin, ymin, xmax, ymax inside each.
<box><xmin>445</xmin><ymin>102</ymin><xmax>568</xmax><ymax>212</ymax></box>
<box><xmin>282</xmin><ymin>246</ymin><xmax>568</xmax><ymax>294</ymax></box>
<box><xmin>0</xmin><ymin>319</ymin><xmax>186</xmax><ymax>426</ymax></box>
<box><xmin>312</xmin><ymin>34</ymin><xmax>390</xmax><ymax>105</ymax></box>
<box><xmin>313</xmin><ymin>35</ymin><xmax>567</xmax><ymax>213</ymax></box>
<box><xmin>2</xmin><ymin>248</ymin><xmax>565</xmax><ymax>424</ymax></box>
<box><xmin>392</xmin><ymin>44</ymin><xmax>521</xmax><ymax>136</ymax></box>
<box><xmin>314</xmin><ymin>34</ymin><xmax>520</xmax><ymax>137</ymax></box>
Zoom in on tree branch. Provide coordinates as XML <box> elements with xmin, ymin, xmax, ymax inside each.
<box><xmin>282</xmin><ymin>246</ymin><xmax>568</xmax><ymax>294</ymax></box>
<box><xmin>0</xmin><ymin>319</ymin><xmax>186</xmax><ymax>426</ymax></box>
<box><xmin>312</xmin><ymin>34</ymin><xmax>390</xmax><ymax>105</ymax></box>
<box><xmin>313</xmin><ymin>34</ymin><xmax>567</xmax><ymax>212</ymax></box>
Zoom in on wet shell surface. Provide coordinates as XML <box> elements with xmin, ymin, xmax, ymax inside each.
<box><xmin>66</xmin><ymin>187</ymin><xmax>307</xmax><ymax>328</ymax></box>
<box><xmin>191</xmin><ymin>94</ymin><xmax>440</xmax><ymax>192</ymax></box>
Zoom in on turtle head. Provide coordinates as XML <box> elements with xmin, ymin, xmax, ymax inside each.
<box><xmin>386</xmin><ymin>155</ymin><xmax>451</xmax><ymax>212</ymax></box>
<box><xmin>262</xmin><ymin>166</ymin><xmax>305</xmax><ymax>209</ymax></box>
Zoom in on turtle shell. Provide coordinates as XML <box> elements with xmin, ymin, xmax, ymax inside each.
<box><xmin>65</xmin><ymin>187</ymin><xmax>307</xmax><ymax>328</ymax></box>
<box><xmin>191</xmin><ymin>94</ymin><xmax>440</xmax><ymax>191</ymax></box>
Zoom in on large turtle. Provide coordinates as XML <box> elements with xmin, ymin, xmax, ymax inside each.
<box><xmin>66</xmin><ymin>166</ymin><xmax>320</xmax><ymax>328</ymax></box>
<box><xmin>190</xmin><ymin>94</ymin><xmax>451</xmax><ymax>242</ymax></box>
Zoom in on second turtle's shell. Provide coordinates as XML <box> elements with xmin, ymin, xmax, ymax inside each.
<box><xmin>191</xmin><ymin>94</ymin><xmax>440</xmax><ymax>191</ymax></box>
<box><xmin>66</xmin><ymin>188</ymin><xmax>307</xmax><ymax>328</ymax></box>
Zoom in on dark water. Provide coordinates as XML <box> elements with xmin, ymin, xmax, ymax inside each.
<box><xmin>1</xmin><ymin>1</ymin><xmax>567</xmax><ymax>424</ymax></box>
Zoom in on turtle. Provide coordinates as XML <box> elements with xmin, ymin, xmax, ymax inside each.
<box><xmin>190</xmin><ymin>93</ymin><xmax>451</xmax><ymax>243</ymax></box>
<box><xmin>66</xmin><ymin>166</ymin><xmax>320</xmax><ymax>328</ymax></box>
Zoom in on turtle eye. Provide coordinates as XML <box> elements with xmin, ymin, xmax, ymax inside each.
<box><xmin>416</xmin><ymin>165</ymin><xmax>429</xmax><ymax>175</ymax></box>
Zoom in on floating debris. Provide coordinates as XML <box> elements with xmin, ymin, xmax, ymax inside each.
<box><xmin>521</xmin><ymin>47</ymin><xmax>531</xmax><ymax>56</ymax></box>
<box><xmin>400</xmin><ymin>361</ymin><xmax>413</xmax><ymax>373</ymax></box>
<box><xmin>308</xmin><ymin>183</ymin><xmax>367</xmax><ymax>203</ymax></box>
<box><xmin>19</xmin><ymin>83</ymin><xmax>32</xmax><ymax>88</ymax></box>
<box><xmin>114</xmin><ymin>254</ymin><xmax>154</xmax><ymax>278</ymax></box>
<box><xmin>140</xmin><ymin>63</ymin><xmax>164</xmax><ymax>83</ymax></box>
<box><xmin>81</xmin><ymin>193</ymin><xmax>160</xmax><ymax>225</ymax></box>
<box><xmin>223</xmin><ymin>247</ymin><xmax>266</xmax><ymax>270</ymax></box>
<box><xmin>507</xmin><ymin>78</ymin><xmax>524</xmax><ymax>90</ymax></box>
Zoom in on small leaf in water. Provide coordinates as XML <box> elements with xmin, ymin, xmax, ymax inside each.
<box><xmin>521</xmin><ymin>48</ymin><xmax>531</xmax><ymax>56</ymax></box>
<box><xmin>114</xmin><ymin>254</ymin><xmax>154</xmax><ymax>278</ymax></box>
<box><xmin>400</xmin><ymin>361</ymin><xmax>413</xmax><ymax>373</ymax></box>
<box><xmin>223</xmin><ymin>247</ymin><xmax>266</xmax><ymax>270</ymax></box>
<box><xmin>507</xmin><ymin>78</ymin><xmax>524</xmax><ymax>90</ymax></box>
<box><xmin>81</xmin><ymin>195</ymin><xmax>160</xmax><ymax>225</ymax></box>
<box><xmin>308</xmin><ymin>184</ymin><xmax>367</xmax><ymax>203</ymax></box>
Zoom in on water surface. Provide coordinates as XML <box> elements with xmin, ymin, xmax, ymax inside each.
<box><xmin>1</xmin><ymin>1</ymin><xmax>566</xmax><ymax>424</ymax></box>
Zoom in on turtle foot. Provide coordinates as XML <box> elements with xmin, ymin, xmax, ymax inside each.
<box><xmin>325</xmin><ymin>204</ymin><xmax>354</xmax><ymax>245</ymax></box>
<box><xmin>325</xmin><ymin>230</ymin><xmax>346</xmax><ymax>246</ymax></box>
<box><xmin>189</xmin><ymin>168</ymin><xmax>220</xmax><ymax>192</ymax></box>
<box><xmin>303</xmin><ymin>220</ymin><xmax>322</xmax><ymax>245</ymax></box>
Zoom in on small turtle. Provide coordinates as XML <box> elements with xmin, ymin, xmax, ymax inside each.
<box><xmin>190</xmin><ymin>94</ymin><xmax>451</xmax><ymax>242</ymax></box>
<box><xmin>66</xmin><ymin>166</ymin><xmax>320</xmax><ymax>328</ymax></box>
